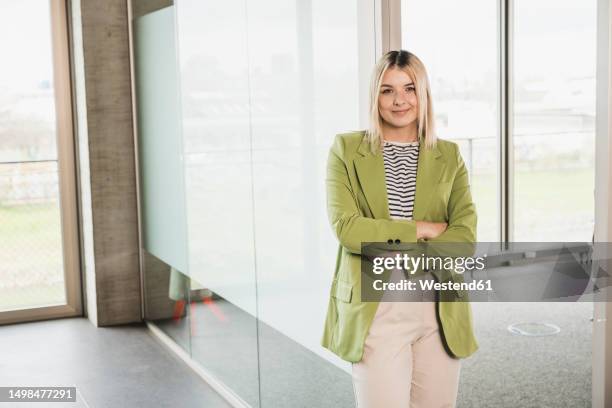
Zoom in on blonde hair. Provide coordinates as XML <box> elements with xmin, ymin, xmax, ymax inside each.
<box><xmin>367</xmin><ymin>50</ymin><xmax>437</xmax><ymax>153</ymax></box>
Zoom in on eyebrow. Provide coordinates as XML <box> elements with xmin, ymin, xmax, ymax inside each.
<box><xmin>381</xmin><ymin>82</ymin><xmax>414</xmax><ymax>88</ymax></box>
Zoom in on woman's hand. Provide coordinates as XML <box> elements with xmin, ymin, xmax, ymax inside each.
<box><xmin>416</xmin><ymin>221</ymin><xmax>448</xmax><ymax>240</ymax></box>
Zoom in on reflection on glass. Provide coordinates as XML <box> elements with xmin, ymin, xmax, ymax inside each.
<box><xmin>0</xmin><ymin>2</ymin><xmax>65</xmax><ymax>312</ymax></box>
<box><xmin>402</xmin><ymin>0</ymin><xmax>500</xmax><ymax>243</ymax></box>
<box><xmin>175</xmin><ymin>1</ymin><xmax>261</xmax><ymax>406</ymax></box>
<box><xmin>134</xmin><ymin>4</ymin><xmax>192</xmax><ymax>355</ymax></box>
<box><xmin>143</xmin><ymin>252</ymin><xmax>192</xmax><ymax>352</ymax></box>
<box><xmin>187</xmin><ymin>276</ymin><xmax>260</xmax><ymax>406</ymax></box>
<box><xmin>513</xmin><ymin>0</ymin><xmax>596</xmax><ymax>242</ymax></box>
<box><xmin>247</xmin><ymin>0</ymin><xmax>367</xmax><ymax>406</ymax></box>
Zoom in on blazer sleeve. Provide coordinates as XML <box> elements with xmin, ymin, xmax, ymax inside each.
<box><xmin>426</xmin><ymin>143</ymin><xmax>477</xmax><ymax>243</ymax></box>
<box><xmin>326</xmin><ymin>135</ymin><xmax>417</xmax><ymax>254</ymax></box>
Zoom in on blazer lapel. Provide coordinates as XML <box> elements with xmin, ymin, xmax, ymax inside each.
<box><xmin>354</xmin><ymin>135</ymin><xmax>446</xmax><ymax>221</ymax></box>
<box><xmin>412</xmin><ymin>140</ymin><xmax>445</xmax><ymax>220</ymax></box>
<box><xmin>354</xmin><ymin>147</ymin><xmax>389</xmax><ymax>219</ymax></box>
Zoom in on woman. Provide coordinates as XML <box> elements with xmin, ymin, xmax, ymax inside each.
<box><xmin>321</xmin><ymin>50</ymin><xmax>478</xmax><ymax>407</ymax></box>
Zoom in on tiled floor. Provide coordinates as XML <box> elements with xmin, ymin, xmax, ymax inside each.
<box><xmin>0</xmin><ymin>317</ymin><xmax>231</xmax><ymax>408</ymax></box>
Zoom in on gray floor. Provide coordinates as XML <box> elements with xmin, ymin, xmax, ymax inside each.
<box><xmin>461</xmin><ymin>302</ymin><xmax>592</xmax><ymax>408</ymax></box>
<box><xmin>153</xmin><ymin>297</ymin><xmax>355</xmax><ymax>408</ymax></box>
<box><xmin>0</xmin><ymin>302</ymin><xmax>591</xmax><ymax>408</ymax></box>
<box><xmin>0</xmin><ymin>317</ymin><xmax>231</xmax><ymax>408</ymax></box>
<box><xmin>155</xmin><ymin>296</ymin><xmax>593</xmax><ymax>408</ymax></box>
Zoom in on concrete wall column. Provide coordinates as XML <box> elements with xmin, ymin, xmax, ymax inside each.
<box><xmin>69</xmin><ymin>0</ymin><xmax>141</xmax><ymax>326</ymax></box>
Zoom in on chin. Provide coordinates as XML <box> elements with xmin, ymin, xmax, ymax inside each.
<box><xmin>384</xmin><ymin>117</ymin><xmax>417</xmax><ymax>129</ymax></box>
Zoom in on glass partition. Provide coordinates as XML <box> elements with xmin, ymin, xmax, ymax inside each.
<box><xmin>135</xmin><ymin>1</ymin><xmax>374</xmax><ymax>405</ymax></box>
<box><xmin>174</xmin><ymin>0</ymin><xmax>261</xmax><ymax>405</ymax></box>
<box><xmin>135</xmin><ymin>1</ymin><xmax>261</xmax><ymax>406</ymax></box>
<box><xmin>402</xmin><ymin>0</ymin><xmax>595</xmax><ymax>406</ymax></box>
<box><xmin>135</xmin><ymin>1</ymin><xmax>599</xmax><ymax>407</ymax></box>
<box><xmin>246</xmin><ymin>1</ymin><xmax>373</xmax><ymax>406</ymax></box>
<box><xmin>134</xmin><ymin>3</ymin><xmax>192</xmax><ymax>353</ymax></box>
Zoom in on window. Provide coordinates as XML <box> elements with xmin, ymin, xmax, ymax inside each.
<box><xmin>0</xmin><ymin>0</ymin><xmax>80</xmax><ymax>323</ymax></box>
<box><xmin>401</xmin><ymin>0</ymin><xmax>500</xmax><ymax>242</ymax></box>
<box><xmin>512</xmin><ymin>0</ymin><xmax>596</xmax><ymax>242</ymax></box>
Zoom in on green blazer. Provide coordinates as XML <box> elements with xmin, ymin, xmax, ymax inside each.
<box><xmin>321</xmin><ymin>130</ymin><xmax>479</xmax><ymax>362</ymax></box>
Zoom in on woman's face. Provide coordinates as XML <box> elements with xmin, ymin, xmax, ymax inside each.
<box><xmin>378</xmin><ymin>67</ymin><xmax>419</xmax><ymax>130</ymax></box>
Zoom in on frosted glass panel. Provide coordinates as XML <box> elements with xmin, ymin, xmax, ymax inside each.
<box><xmin>175</xmin><ymin>1</ymin><xmax>261</xmax><ymax>406</ymax></box>
<box><xmin>248</xmin><ymin>1</ymin><xmax>375</xmax><ymax>405</ymax></box>
<box><xmin>176</xmin><ymin>0</ymin><xmax>257</xmax><ymax>316</ymax></box>
<box><xmin>139</xmin><ymin>1</ymin><xmax>375</xmax><ymax>405</ymax></box>
<box><xmin>134</xmin><ymin>7</ymin><xmax>189</xmax><ymax>274</ymax></box>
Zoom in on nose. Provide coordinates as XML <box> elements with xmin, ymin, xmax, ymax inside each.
<box><xmin>393</xmin><ymin>93</ymin><xmax>407</xmax><ymax>106</ymax></box>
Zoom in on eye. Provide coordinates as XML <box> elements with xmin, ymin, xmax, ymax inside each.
<box><xmin>405</xmin><ymin>86</ymin><xmax>415</xmax><ymax>93</ymax></box>
<box><xmin>381</xmin><ymin>89</ymin><xmax>392</xmax><ymax>94</ymax></box>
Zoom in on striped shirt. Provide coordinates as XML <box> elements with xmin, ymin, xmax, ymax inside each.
<box><xmin>382</xmin><ymin>139</ymin><xmax>420</xmax><ymax>220</ymax></box>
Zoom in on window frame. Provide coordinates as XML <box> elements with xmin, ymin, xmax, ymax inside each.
<box><xmin>0</xmin><ymin>0</ymin><xmax>82</xmax><ymax>325</ymax></box>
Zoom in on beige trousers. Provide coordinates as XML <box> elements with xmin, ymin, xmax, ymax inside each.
<box><xmin>351</xmin><ymin>296</ymin><xmax>461</xmax><ymax>408</ymax></box>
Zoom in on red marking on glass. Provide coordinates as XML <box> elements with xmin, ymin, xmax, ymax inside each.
<box><xmin>202</xmin><ymin>296</ymin><xmax>226</xmax><ymax>322</ymax></box>
<box><xmin>172</xmin><ymin>299</ymin><xmax>185</xmax><ymax>322</ymax></box>
<box><xmin>190</xmin><ymin>300</ymin><xmax>197</xmax><ymax>336</ymax></box>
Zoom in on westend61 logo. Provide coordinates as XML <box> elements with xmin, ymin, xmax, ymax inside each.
<box><xmin>371</xmin><ymin>253</ymin><xmax>487</xmax><ymax>275</ymax></box>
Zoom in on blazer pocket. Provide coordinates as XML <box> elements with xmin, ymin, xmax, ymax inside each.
<box><xmin>331</xmin><ymin>278</ymin><xmax>353</xmax><ymax>303</ymax></box>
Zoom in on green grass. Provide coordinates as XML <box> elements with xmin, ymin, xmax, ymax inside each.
<box><xmin>472</xmin><ymin>168</ymin><xmax>594</xmax><ymax>242</ymax></box>
<box><xmin>0</xmin><ymin>202</ymin><xmax>65</xmax><ymax>312</ymax></box>
<box><xmin>0</xmin><ymin>283</ymin><xmax>65</xmax><ymax>312</ymax></box>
